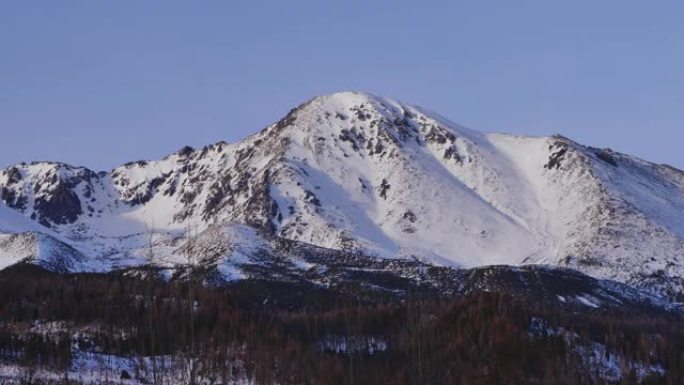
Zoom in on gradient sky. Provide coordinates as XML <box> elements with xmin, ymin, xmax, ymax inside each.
<box><xmin>2</xmin><ymin>1</ymin><xmax>683</xmax><ymax>171</ymax></box>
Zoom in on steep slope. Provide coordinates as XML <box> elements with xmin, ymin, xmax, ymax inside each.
<box><xmin>0</xmin><ymin>92</ymin><xmax>682</xmax><ymax>296</ymax></box>
<box><xmin>0</xmin><ymin>203</ymin><xmax>86</xmax><ymax>272</ymax></box>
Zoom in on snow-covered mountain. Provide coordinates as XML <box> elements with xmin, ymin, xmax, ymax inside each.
<box><xmin>1</xmin><ymin>92</ymin><xmax>682</xmax><ymax>297</ymax></box>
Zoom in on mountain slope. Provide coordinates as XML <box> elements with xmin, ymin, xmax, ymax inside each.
<box><xmin>0</xmin><ymin>91</ymin><xmax>682</xmax><ymax>296</ymax></box>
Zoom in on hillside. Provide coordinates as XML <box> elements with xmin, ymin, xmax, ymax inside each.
<box><xmin>0</xmin><ymin>92</ymin><xmax>683</xmax><ymax>297</ymax></box>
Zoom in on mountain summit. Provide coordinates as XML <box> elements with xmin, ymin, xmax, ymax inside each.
<box><xmin>1</xmin><ymin>92</ymin><xmax>682</xmax><ymax>296</ymax></box>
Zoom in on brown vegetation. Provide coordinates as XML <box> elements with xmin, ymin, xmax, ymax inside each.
<box><xmin>0</xmin><ymin>265</ymin><xmax>682</xmax><ymax>385</ymax></box>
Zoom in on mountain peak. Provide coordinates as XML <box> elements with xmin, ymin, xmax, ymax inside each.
<box><xmin>285</xmin><ymin>91</ymin><xmax>408</xmax><ymax>123</ymax></box>
<box><xmin>307</xmin><ymin>90</ymin><xmax>384</xmax><ymax>106</ymax></box>
<box><xmin>267</xmin><ymin>90</ymin><xmax>439</xmax><ymax>145</ymax></box>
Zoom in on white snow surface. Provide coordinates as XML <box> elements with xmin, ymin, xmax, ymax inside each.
<box><xmin>0</xmin><ymin>91</ymin><xmax>682</xmax><ymax>294</ymax></box>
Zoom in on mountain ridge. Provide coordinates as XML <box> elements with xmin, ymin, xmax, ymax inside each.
<box><xmin>0</xmin><ymin>91</ymin><xmax>682</xmax><ymax>298</ymax></box>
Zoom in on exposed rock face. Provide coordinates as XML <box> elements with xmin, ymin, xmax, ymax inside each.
<box><xmin>33</xmin><ymin>182</ymin><xmax>82</xmax><ymax>226</ymax></box>
<box><xmin>0</xmin><ymin>92</ymin><xmax>682</xmax><ymax>298</ymax></box>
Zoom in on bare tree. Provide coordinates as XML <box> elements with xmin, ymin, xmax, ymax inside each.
<box><xmin>144</xmin><ymin>219</ymin><xmax>156</xmax><ymax>266</ymax></box>
<box><xmin>184</xmin><ymin>224</ymin><xmax>198</xmax><ymax>385</ymax></box>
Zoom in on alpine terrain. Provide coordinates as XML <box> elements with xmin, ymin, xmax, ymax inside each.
<box><xmin>1</xmin><ymin>91</ymin><xmax>683</xmax><ymax>300</ymax></box>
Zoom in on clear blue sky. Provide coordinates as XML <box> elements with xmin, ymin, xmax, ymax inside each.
<box><xmin>2</xmin><ymin>1</ymin><xmax>683</xmax><ymax>171</ymax></box>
